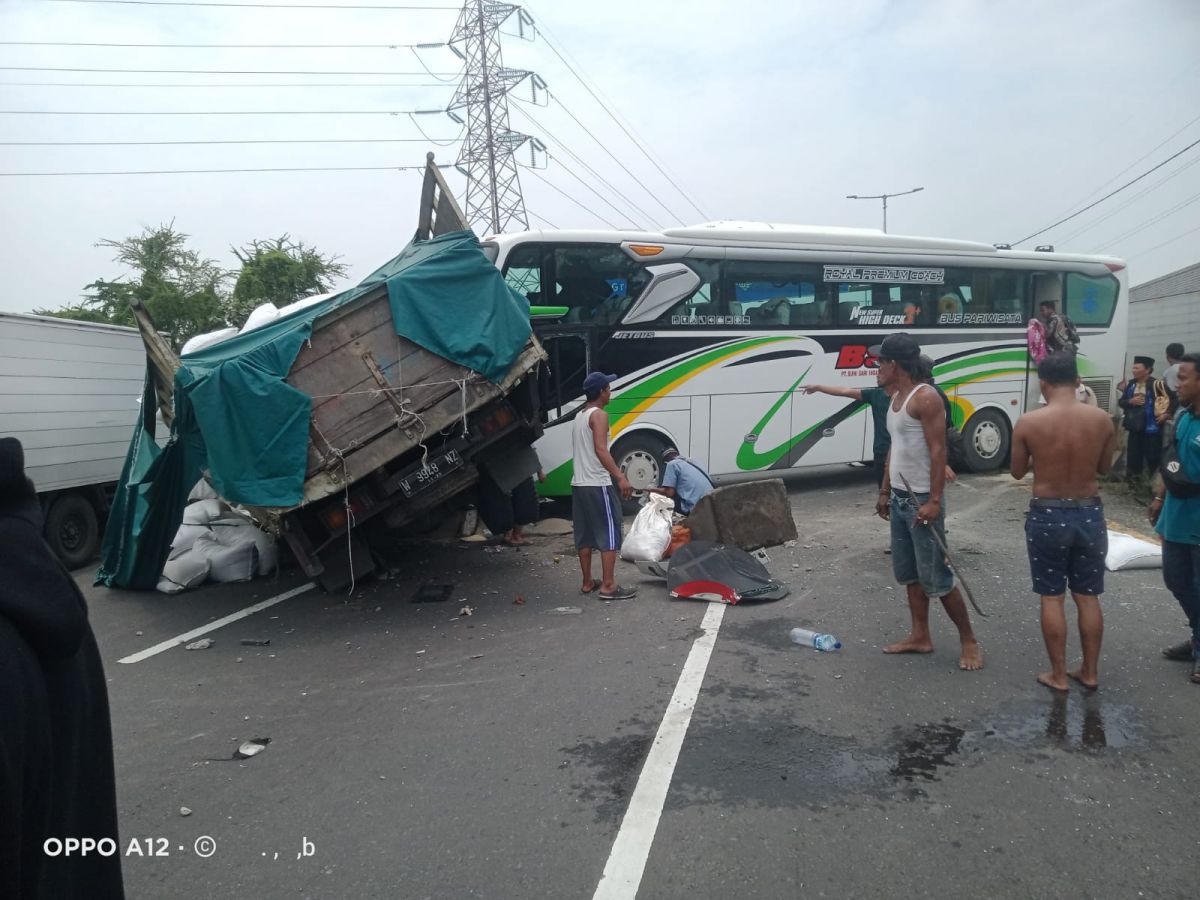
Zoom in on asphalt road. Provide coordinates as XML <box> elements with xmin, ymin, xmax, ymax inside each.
<box><xmin>82</xmin><ymin>467</ymin><xmax>1198</xmax><ymax>899</ymax></box>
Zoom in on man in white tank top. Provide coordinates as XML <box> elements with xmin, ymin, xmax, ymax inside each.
<box><xmin>572</xmin><ymin>372</ymin><xmax>636</xmax><ymax>600</ymax></box>
<box><xmin>871</xmin><ymin>334</ymin><xmax>984</xmax><ymax>671</ymax></box>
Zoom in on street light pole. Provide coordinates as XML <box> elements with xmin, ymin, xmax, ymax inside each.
<box><xmin>845</xmin><ymin>187</ymin><xmax>924</xmax><ymax>233</ymax></box>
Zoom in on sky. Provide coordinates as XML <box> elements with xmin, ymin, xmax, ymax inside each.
<box><xmin>1</xmin><ymin>0</ymin><xmax>1198</xmax><ymax>315</ymax></box>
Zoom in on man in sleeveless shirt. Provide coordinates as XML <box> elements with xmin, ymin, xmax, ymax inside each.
<box><xmin>1012</xmin><ymin>352</ymin><xmax>1116</xmax><ymax>691</ymax></box>
<box><xmin>871</xmin><ymin>334</ymin><xmax>984</xmax><ymax>671</ymax></box>
<box><xmin>572</xmin><ymin>372</ymin><xmax>636</xmax><ymax>600</ymax></box>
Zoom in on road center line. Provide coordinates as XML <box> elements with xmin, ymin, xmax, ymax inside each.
<box><xmin>117</xmin><ymin>582</ymin><xmax>316</xmax><ymax>665</ymax></box>
<box><xmin>592</xmin><ymin>601</ymin><xmax>726</xmax><ymax>900</ymax></box>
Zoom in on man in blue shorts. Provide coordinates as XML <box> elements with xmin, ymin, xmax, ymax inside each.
<box><xmin>572</xmin><ymin>372</ymin><xmax>635</xmax><ymax>600</ymax></box>
<box><xmin>1011</xmin><ymin>352</ymin><xmax>1118</xmax><ymax>691</ymax></box>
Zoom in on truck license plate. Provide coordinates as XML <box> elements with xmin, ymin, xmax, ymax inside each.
<box><xmin>398</xmin><ymin>449</ymin><xmax>463</xmax><ymax>498</ymax></box>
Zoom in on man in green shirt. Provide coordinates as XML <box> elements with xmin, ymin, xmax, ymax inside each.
<box><xmin>1149</xmin><ymin>351</ymin><xmax>1200</xmax><ymax>685</ymax></box>
<box><xmin>801</xmin><ymin>380</ymin><xmax>895</xmax><ymax>486</ymax></box>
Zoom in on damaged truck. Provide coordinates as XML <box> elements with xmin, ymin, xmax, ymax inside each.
<box><xmin>99</xmin><ymin>157</ymin><xmax>547</xmax><ymax>591</ymax></box>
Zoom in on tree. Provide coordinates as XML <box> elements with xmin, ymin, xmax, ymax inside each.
<box><xmin>36</xmin><ymin>223</ymin><xmax>228</xmax><ymax>349</ymax></box>
<box><xmin>227</xmin><ymin>235</ymin><xmax>348</xmax><ymax>327</ymax></box>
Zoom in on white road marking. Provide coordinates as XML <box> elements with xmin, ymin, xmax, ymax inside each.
<box><xmin>592</xmin><ymin>601</ymin><xmax>726</xmax><ymax>900</ymax></box>
<box><xmin>117</xmin><ymin>582</ymin><xmax>316</xmax><ymax>664</ymax></box>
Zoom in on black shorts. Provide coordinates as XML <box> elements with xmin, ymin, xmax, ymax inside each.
<box><xmin>1025</xmin><ymin>502</ymin><xmax>1107</xmax><ymax>596</ymax></box>
<box><xmin>572</xmin><ymin>484</ymin><xmax>622</xmax><ymax>552</ymax></box>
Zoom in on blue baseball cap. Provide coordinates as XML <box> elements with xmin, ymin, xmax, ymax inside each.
<box><xmin>582</xmin><ymin>371</ymin><xmax>618</xmax><ymax>395</ymax></box>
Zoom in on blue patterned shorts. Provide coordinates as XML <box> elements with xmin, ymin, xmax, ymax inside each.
<box><xmin>1025</xmin><ymin>503</ymin><xmax>1107</xmax><ymax>596</ymax></box>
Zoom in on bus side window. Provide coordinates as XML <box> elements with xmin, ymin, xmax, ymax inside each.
<box><xmin>1065</xmin><ymin>272</ymin><xmax>1117</xmax><ymax>326</ymax></box>
<box><xmin>550</xmin><ymin>244</ymin><xmax>650</xmax><ymax>325</ymax></box>
<box><xmin>502</xmin><ymin>242</ymin><xmax>544</xmax><ymax>304</ymax></box>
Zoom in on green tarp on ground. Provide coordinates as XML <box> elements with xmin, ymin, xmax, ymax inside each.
<box><xmin>96</xmin><ymin>231</ymin><xmax>531</xmax><ymax>589</ymax></box>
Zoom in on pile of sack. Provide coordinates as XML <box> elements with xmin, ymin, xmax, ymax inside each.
<box><xmin>157</xmin><ymin>484</ymin><xmax>278</xmax><ymax>594</ymax></box>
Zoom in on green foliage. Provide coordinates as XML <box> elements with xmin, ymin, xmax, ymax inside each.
<box><xmin>227</xmin><ymin>235</ymin><xmax>348</xmax><ymax>327</ymax></box>
<box><xmin>36</xmin><ymin>224</ymin><xmax>347</xmax><ymax>349</ymax></box>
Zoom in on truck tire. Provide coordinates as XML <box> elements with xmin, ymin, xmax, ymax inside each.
<box><xmin>45</xmin><ymin>493</ymin><xmax>100</xmax><ymax>570</ymax></box>
<box><xmin>611</xmin><ymin>433</ymin><xmax>673</xmax><ymax>516</ymax></box>
<box><xmin>961</xmin><ymin>409</ymin><xmax>1011</xmax><ymax>473</ymax></box>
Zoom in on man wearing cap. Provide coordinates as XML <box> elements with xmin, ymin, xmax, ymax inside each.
<box><xmin>1118</xmin><ymin>356</ymin><xmax>1167</xmax><ymax>482</ymax></box>
<box><xmin>646</xmin><ymin>448</ymin><xmax>714</xmax><ymax>516</ymax></box>
<box><xmin>573</xmin><ymin>372</ymin><xmax>636</xmax><ymax>600</ymax></box>
<box><xmin>872</xmin><ymin>334</ymin><xmax>984</xmax><ymax>671</ymax></box>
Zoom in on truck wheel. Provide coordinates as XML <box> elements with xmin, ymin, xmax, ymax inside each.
<box><xmin>611</xmin><ymin>433</ymin><xmax>672</xmax><ymax>515</ymax></box>
<box><xmin>45</xmin><ymin>493</ymin><xmax>100</xmax><ymax>569</ymax></box>
<box><xmin>961</xmin><ymin>409</ymin><xmax>1011</xmax><ymax>473</ymax></box>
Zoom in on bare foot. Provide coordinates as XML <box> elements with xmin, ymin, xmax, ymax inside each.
<box><xmin>1037</xmin><ymin>671</ymin><xmax>1069</xmax><ymax>691</ymax></box>
<box><xmin>1067</xmin><ymin>668</ymin><xmax>1098</xmax><ymax>691</ymax></box>
<box><xmin>959</xmin><ymin>641</ymin><xmax>984</xmax><ymax>671</ymax></box>
<box><xmin>883</xmin><ymin>635</ymin><xmax>934</xmax><ymax>654</ymax></box>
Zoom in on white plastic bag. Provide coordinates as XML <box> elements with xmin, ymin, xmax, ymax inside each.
<box><xmin>620</xmin><ymin>494</ymin><xmax>675</xmax><ymax>562</ymax></box>
<box><xmin>1105</xmin><ymin>530</ymin><xmax>1162</xmax><ymax>571</ymax></box>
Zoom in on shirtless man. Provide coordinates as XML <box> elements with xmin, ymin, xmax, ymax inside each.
<box><xmin>872</xmin><ymin>333</ymin><xmax>983</xmax><ymax>670</ymax></box>
<box><xmin>1011</xmin><ymin>352</ymin><xmax>1118</xmax><ymax>691</ymax></box>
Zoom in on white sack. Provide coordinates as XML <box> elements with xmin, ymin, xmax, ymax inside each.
<box><xmin>180</xmin><ymin>326</ymin><xmax>238</xmax><ymax>356</ymax></box>
<box><xmin>240</xmin><ymin>302</ymin><xmax>280</xmax><ymax>334</ymax></box>
<box><xmin>278</xmin><ymin>292</ymin><xmax>334</xmax><ymax>318</ymax></box>
<box><xmin>182</xmin><ymin>498</ymin><xmax>224</xmax><ymax>526</ymax></box>
<box><xmin>209</xmin><ymin>513</ymin><xmax>278</xmax><ymax>576</ymax></box>
<box><xmin>170</xmin><ymin>523</ymin><xmax>210</xmax><ymax>557</ymax></box>
<box><xmin>187</xmin><ymin>478</ymin><xmax>218</xmax><ymax>503</ymax></box>
<box><xmin>157</xmin><ymin>552</ymin><xmax>211</xmax><ymax>594</ymax></box>
<box><xmin>1105</xmin><ymin>530</ymin><xmax>1163</xmax><ymax>571</ymax></box>
<box><xmin>193</xmin><ymin>532</ymin><xmax>258</xmax><ymax>583</ymax></box>
<box><xmin>620</xmin><ymin>493</ymin><xmax>675</xmax><ymax>562</ymax></box>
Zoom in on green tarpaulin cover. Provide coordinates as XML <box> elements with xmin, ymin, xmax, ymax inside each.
<box><xmin>97</xmin><ymin>231</ymin><xmax>531</xmax><ymax>589</ymax></box>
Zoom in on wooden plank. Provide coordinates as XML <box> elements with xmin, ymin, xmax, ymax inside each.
<box><xmin>290</xmin><ymin>288</ymin><xmax>392</xmax><ymax>376</ymax></box>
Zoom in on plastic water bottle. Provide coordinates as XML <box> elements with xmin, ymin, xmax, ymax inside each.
<box><xmin>790</xmin><ymin>627</ymin><xmax>842</xmax><ymax>652</ymax></box>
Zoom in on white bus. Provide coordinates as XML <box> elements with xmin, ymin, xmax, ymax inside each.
<box><xmin>483</xmin><ymin>222</ymin><xmax>1127</xmax><ymax>499</ymax></box>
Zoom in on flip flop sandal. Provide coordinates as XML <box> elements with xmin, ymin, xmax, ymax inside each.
<box><xmin>580</xmin><ymin>584</ymin><xmax>597</xmax><ymax>594</ymax></box>
<box><xmin>598</xmin><ymin>584</ymin><xmax>638</xmax><ymax>601</ymax></box>
<box><xmin>1162</xmin><ymin>640</ymin><xmax>1195</xmax><ymax>662</ymax></box>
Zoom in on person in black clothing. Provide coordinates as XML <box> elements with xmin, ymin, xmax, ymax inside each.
<box><xmin>0</xmin><ymin>437</ymin><xmax>124</xmax><ymax>900</ymax></box>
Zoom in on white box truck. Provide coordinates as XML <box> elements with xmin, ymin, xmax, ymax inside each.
<box><xmin>0</xmin><ymin>312</ymin><xmax>146</xmax><ymax>567</ymax></box>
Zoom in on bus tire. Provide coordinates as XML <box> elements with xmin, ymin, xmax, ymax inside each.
<box><xmin>45</xmin><ymin>492</ymin><xmax>100</xmax><ymax>570</ymax></box>
<box><xmin>961</xmin><ymin>409</ymin><xmax>1011</xmax><ymax>473</ymax></box>
<box><xmin>611</xmin><ymin>433</ymin><xmax>672</xmax><ymax>516</ymax></box>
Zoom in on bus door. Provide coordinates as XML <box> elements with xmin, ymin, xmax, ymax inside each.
<box><xmin>536</xmin><ymin>323</ymin><xmax>592</xmax><ymax>420</ymax></box>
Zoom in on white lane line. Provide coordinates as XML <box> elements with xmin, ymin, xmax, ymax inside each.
<box><xmin>117</xmin><ymin>582</ymin><xmax>316</xmax><ymax>665</ymax></box>
<box><xmin>592</xmin><ymin>601</ymin><xmax>726</xmax><ymax>900</ymax></box>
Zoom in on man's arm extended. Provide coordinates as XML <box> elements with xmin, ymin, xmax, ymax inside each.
<box><xmin>589</xmin><ymin>409</ymin><xmax>633</xmax><ymax>499</ymax></box>
<box><xmin>801</xmin><ymin>384</ymin><xmax>864</xmax><ymax>401</ymax></box>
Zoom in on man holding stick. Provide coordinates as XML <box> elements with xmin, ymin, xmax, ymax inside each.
<box><xmin>872</xmin><ymin>334</ymin><xmax>983</xmax><ymax>671</ymax></box>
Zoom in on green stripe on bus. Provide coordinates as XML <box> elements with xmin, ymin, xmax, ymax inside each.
<box><xmin>934</xmin><ymin>349</ymin><xmax>1029</xmax><ymax>377</ymax></box>
<box><xmin>530</xmin><ymin>306</ymin><xmax>568</xmax><ymax>318</ymax></box>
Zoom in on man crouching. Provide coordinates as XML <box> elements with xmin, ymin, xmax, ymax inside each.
<box><xmin>1011</xmin><ymin>352</ymin><xmax>1117</xmax><ymax>691</ymax></box>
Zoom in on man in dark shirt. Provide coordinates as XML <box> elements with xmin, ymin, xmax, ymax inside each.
<box><xmin>801</xmin><ymin>380</ymin><xmax>895</xmax><ymax>486</ymax></box>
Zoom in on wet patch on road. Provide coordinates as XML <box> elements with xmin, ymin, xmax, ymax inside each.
<box><xmin>559</xmin><ymin>730</ymin><xmax>655</xmax><ymax>823</ymax></box>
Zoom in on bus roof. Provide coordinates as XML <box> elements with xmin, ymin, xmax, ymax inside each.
<box><xmin>485</xmin><ymin>222</ymin><xmax>1125</xmax><ymax>268</ymax></box>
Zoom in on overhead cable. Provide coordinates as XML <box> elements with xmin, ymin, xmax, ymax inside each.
<box><xmin>0</xmin><ymin>164</ymin><xmax>442</xmax><ymax>176</ymax></box>
<box><xmin>525</xmin><ymin>168</ymin><xmax>621</xmax><ymax>230</ymax></box>
<box><xmin>0</xmin><ymin>66</ymin><xmax>459</xmax><ymax>75</ymax></box>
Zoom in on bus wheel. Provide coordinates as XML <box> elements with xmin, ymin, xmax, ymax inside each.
<box><xmin>45</xmin><ymin>492</ymin><xmax>100</xmax><ymax>570</ymax></box>
<box><xmin>961</xmin><ymin>409</ymin><xmax>1011</xmax><ymax>473</ymax></box>
<box><xmin>612</xmin><ymin>433</ymin><xmax>672</xmax><ymax>515</ymax></box>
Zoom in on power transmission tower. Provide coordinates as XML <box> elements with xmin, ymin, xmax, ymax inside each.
<box><xmin>447</xmin><ymin>1</ymin><xmax>542</xmax><ymax>234</ymax></box>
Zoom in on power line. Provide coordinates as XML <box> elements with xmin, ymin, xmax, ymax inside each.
<box><xmin>0</xmin><ymin>40</ymin><xmax>448</xmax><ymax>49</ymax></box>
<box><xmin>46</xmin><ymin>0</ymin><xmax>459</xmax><ymax>8</ymax></box>
<box><xmin>0</xmin><ymin>66</ymin><xmax>459</xmax><ymax>75</ymax></box>
<box><xmin>1126</xmin><ymin>222</ymin><xmax>1200</xmax><ymax>260</ymax></box>
<box><xmin>0</xmin><ymin>81</ymin><xmax>454</xmax><ymax>88</ymax></box>
<box><xmin>0</xmin><ymin>137</ymin><xmax>462</xmax><ymax>146</ymax></box>
<box><xmin>550</xmin><ymin>92</ymin><xmax>683</xmax><ymax>224</ymax></box>
<box><xmin>0</xmin><ymin>164</ymin><xmax>441</xmax><ymax>176</ymax></box>
<box><xmin>525</xmin><ymin>168</ymin><xmax>620</xmax><ymax>230</ymax></box>
<box><xmin>1011</xmin><ymin>135</ymin><xmax>1200</xmax><ymax>246</ymax></box>
<box><xmin>1087</xmin><ymin>189</ymin><xmax>1200</xmax><ymax>254</ymax></box>
<box><xmin>0</xmin><ymin>108</ymin><xmax>448</xmax><ymax>115</ymax></box>
<box><xmin>527</xmin><ymin>210</ymin><xmax>560</xmax><ymax>229</ymax></box>
<box><xmin>1039</xmin><ymin>112</ymin><xmax>1200</xmax><ymax>230</ymax></box>
<box><xmin>545</xmin><ymin>154</ymin><xmax>642</xmax><ymax>229</ymax></box>
<box><xmin>510</xmin><ymin>102</ymin><xmax>663</xmax><ymax>229</ymax></box>
<box><xmin>525</xmin><ymin>11</ymin><xmax>707</xmax><ymax>220</ymax></box>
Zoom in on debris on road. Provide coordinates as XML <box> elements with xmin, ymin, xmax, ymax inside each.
<box><xmin>235</xmin><ymin>738</ymin><xmax>270</xmax><ymax>759</ymax></box>
<box><xmin>180</xmin><ymin>807</ymin><xmax>192</xmax><ymax>817</ymax></box>
<box><xmin>240</xmin><ymin>639</ymin><xmax>271</xmax><ymax>646</ymax></box>
<box><xmin>548</xmin><ymin>606</ymin><xmax>582</xmax><ymax>615</ymax></box>
<box><xmin>458</xmin><ymin>605</ymin><xmax>475</xmax><ymax>617</ymax></box>
<box><xmin>184</xmin><ymin>638</ymin><xmax>214</xmax><ymax>651</ymax></box>
<box><xmin>513</xmin><ymin>595</ymin><xmax>525</xmax><ymax>605</ymax></box>
<box><xmin>135</xmin><ymin>630</ymin><xmax>144</xmax><ymax>636</ymax></box>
